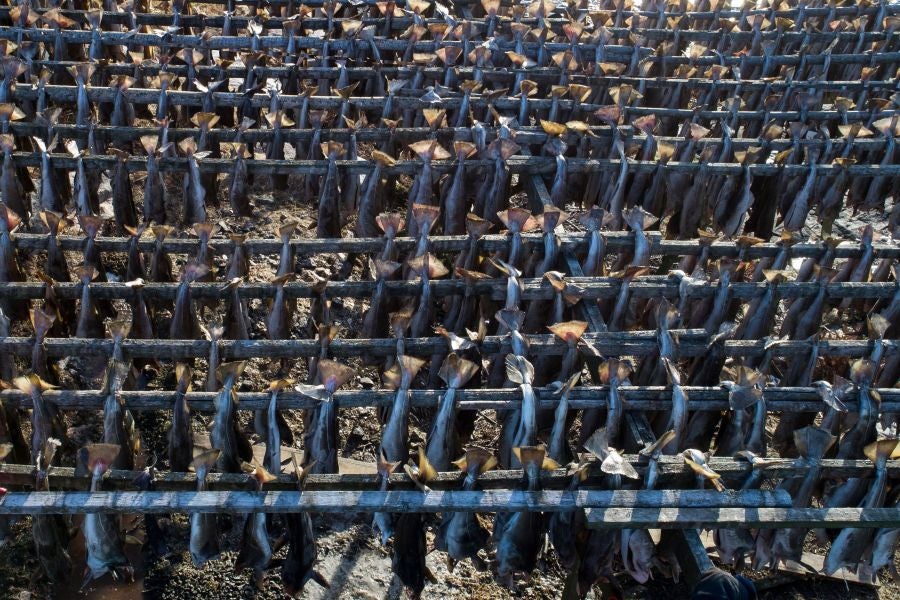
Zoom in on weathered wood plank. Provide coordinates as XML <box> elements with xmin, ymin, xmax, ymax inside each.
<box><xmin>0</xmin><ymin>335</ymin><xmax>891</xmax><ymax>361</ymax></box>
<box><xmin>585</xmin><ymin>507</ymin><xmax>900</xmax><ymax>529</ymax></box>
<box><xmin>8</xmin><ymin>147</ymin><xmax>900</xmax><ymax>177</ymax></box>
<box><xmin>0</xmin><ymin>489</ymin><xmax>791</xmax><ymax>515</ymax></box>
<box><xmin>0</xmin><ymin>383</ymin><xmax>892</xmax><ymax>411</ymax></box>
<box><xmin>9</xmin><ymin>120</ymin><xmax>898</xmax><ymax>154</ymax></box>
<box><xmin>0</xmin><ymin>279</ymin><xmax>891</xmax><ymax>302</ymax></box>
<box><xmin>11</xmin><ymin>232</ymin><xmax>900</xmax><ymax>260</ymax></box>
<box><xmin>2</xmin><ymin>459</ymin><xmax>895</xmax><ymax>492</ymax></box>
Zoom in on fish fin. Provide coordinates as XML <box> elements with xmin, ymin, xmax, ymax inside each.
<box><xmin>398</xmin><ymin>355</ymin><xmax>427</xmax><ymax>379</ymax></box>
<box><xmin>377</xmin><ymin>450</ymin><xmax>402</xmax><ymax>478</ymax></box>
<box><xmin>29</xmin><ymin>307</ymin><xmax>56</xmax><ymax>339</ymax></box>
<box><xmin>513</xmin><ymin>446</ymin><xmax>546</xmax><ymax>469</ymax></box>
<box><xmin>74</xmin><ymin>264</ymin><xmax>98</xmax><ymax>284</ymax></box>
<box><xmin>373</xmin><ymin>259</ymin><xmax>401</xmax><ymax>279</ymax></box>
<box><xmin>547</xmin><ymin>320</ymin><xmax>588</xmax><ymax>344</ymax></box>
<box><xmin>215</xmin><ymin>361</ymin><xmax>247</xmax><ymax>384</ymax></box>
<box><xmin>107</xmin><ymin>320</ymin><xmax>132</xmax><ymax>342</ymax></box>
<box><xmin>851</xmin><ymin>359</ymin><xmax>875</xmax><ymax>385</ymax></box>
<box><xmin>641</xmin><ymin>430</ymin><xmax>676</xmax><ymax>457</ymax></box>
<box><xmin>762</xmin><ymin>269</ymin><xmax>788</xmax><ymax>284</ymax></box>
<box><xmin>375</xmin><ymin>212</ymin><xmax>405</xmax><ymax>235</ymax></box>
<box><xmin>417</xmin><ymin>446</ymin><xmax>438</xmax><ymax>482</ymax></box>
<box><xmin>317</xmin><ymin>359</ymin><xmax>356</xmax><ymax>389</ymax></box>
<box><xmin>84</xmin><ymin>443</ymin><xmax>121</xmax><ymax>475</ymax></box>
<box><xmin>863</xmin><ymin>439</ymin><xmax>899</xmax><ymax>464</ymax></box>
<box><xmin>251</xmin><ymin>465</ymin><xmax>277</xmax><ymax>488</ymax></box>
<box><xmin>495</xmin><ymin>309</ymin><xmax>525</xmax><ymax>333</ymax></box>
<box><xmin>438</xmin><ymin>354</ymin><xmax>479</xmax><ymax>388</ymax></box>
<box><xmin>542</xmin><ymin>456</ymin><xmax>560</xmax><ymax>471</ymax></box>
<box><xmin>191</xmin><ymin>449</ymin><xmax>220</xmax><ymax>476</ymax></box>
<box><xmin>371</xmin><ymin>150</ymin><xmax>397</xmax><ymax>167</ymax></box>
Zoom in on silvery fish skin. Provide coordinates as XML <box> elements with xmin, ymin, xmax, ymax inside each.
<box><xmin>75</xmin><ymin>266</ymin><xmax>104</xmax><ymax>339</ymax></box>
<box><xmin>168</xmin><ymin>364</ymin><xmax>193</xmax><ymax>472</ymax></box>
<box><xmin>110</xmin><ymin>151</ymin><xmax>137</xmax><ymax>231</ymax></box>
<box><xmin>82</xmin><ymin>444</ymin><xmax>130</xmax><ymax>585</ymax></box>
<box><xmin>228</xmin><ymin>150</ymin><xmax>251</xmax><ymax>217</ymax></box>
<box><xmin>824</xmin><ymin>440</ymin><xmax>895</xmax><ymax>575</ymax></box>
<box><xmin>380</xmin><ymin>356</ymin><xmax>425</xmax><ymax>463</ymax></box>
<box><xmin>31</xmin><ymin>439</ymin><xmax>72</xmax><ymax>582</ymax></box>
<box><xmin>281</xmin><ymin>510</ymin><xmax>324</xmax><ymax>596</ymax></box>
<box><xmin>836</xmin><ymin>362</ymin><xmax>878</xmax><ymax>460</ymax></box>
<box><xmin>266</xmin><ymin>274</ymin><xmax>294</xmax><ymax>340</ymax></box>
<box><xmin>36</xmin><ymin>139</ymin><xmax>64</xmax><ymax>212</ymax></box>
<box><xmin>740</xmin><ymin>271</ymin><xmax>784</xmax><ymax>341</ymax></box>
<box><xmin>299</xmin><ymin>360</ymin><xmax>354</xmax><ymax>475</ymax></box>
<box><xmin>189</xmin><ymin>451</ymin><xmax>220</xmax><ymax>566</ymax></box>
<box><xmin>392</xmin><ymin>513</ymin><xmax>427</xmax><ymax>598</ymax></box>
<box><xmin>547</xmin><ymin>374</ymin><xmax>580</xmax><ymax>465</ymax></box>
<box><xmin>316</xmin><ymin>143</ymin><xmax>343</xmax><ymax>238</ymax></box>
<box><xmin>235</xmin><ymin>509</ymin><xmax>272</xmax><ymax>585</ymax></box>
<box><xmin>621</xmin><ymin>528</ymin><xmax>656</xmax><ymax>584</ymax></box>
<box><xmin>759</xmin><ymin>426</ymin><xmax>835</xmax><ymax>570</ymax></box>
<box><xmin>547</xmin><ymin>469</ymin><xmax>585</xmax><ymax>572</ymax></box>
<box><xmin>499</xmin><ymin>356</ymin><xmax>537</xmax><ymax>469</ymax></box>
<box><xmin>102</xmin><ymin>358</ymin><xmax>134</xmax><ymax>470</ymax></box>
<box><xmin>211</xmin><ymin>362</ymin><xmax>247</xmax><ymax>473</ymax></box>
<box><xmin>223</xmin><ymin>278</ymin><xmax>251</xmax><ymax>340</ymax></box>
<box><xmin>133</xmin><ymin>467</ymin><xmax>167</xmax><ymax>557</ymax></box>
<box><xmin>372</xmin><ymin>455</ymin><xmax>398</xmax><ymax>546</ymax></box>
<box><xmin>866</xmin><ymin>514</ymin><xmax>900</xmax><ymax>582</ymax></box>
<box><xmin>443</xmin><ymin>143</ymin><xmax>475</xmax><ymax>235</ymax></box>
<box><xmin>142</xmin><ymin>141</ymin><xmax>167</xmax><ymax>225</ymax></box>
<box><xmin>715</xmin><ymin>452</ymin><xmax>771</xmax><ymax>568</ymax></box>
<box><xmin>204</xmin><ymin>324</ymin><xmax>224</xmax><ymax>393</ymax></box>
<box><xmin>182</xmin><ymin>150</ymin><xmax>208</xmax><ymax>225</ymax></box>
<box><xmin>361</xmin><ymin>260</ymin><xmax>400</xmax><ymax>354</ymax></box>
<box><xmin>494</xmin><ymin>447</ymin><xmax>550</xmax><ymax>589</ymax></box>
<box><xmin>0</xmin><ymin>138</ymin><xmax>26</xmax><ymax>221</ymax></box>
<box><xmin>425</xmin><ymin>355</ymin><xmax>479</xmax><ymax>471</ymax></box>
<box><xmin>170</xmin><ymin>263</ymin><xmax>205</xmax><ymax>340</ymax></box>
<box><xmin>437</xmin><ymin>450</ymin><xmax>494</xmax><ymax>563</ymax></box>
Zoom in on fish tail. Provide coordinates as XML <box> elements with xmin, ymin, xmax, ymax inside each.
<box><xmin>375</xmin><ymin>212</ymin><xmax>405</xmax><ymax>236</ymax></box>
<box><xmin>398</xmin><ymin>355</ymin><xmax>427</xmax><ymax>380</ymax></box>
<box><xmin>191</xmin><ymin>449</ymin><xmax>220</xmax><ymax>481</ymax></box>
<box><xmin>215</xmin><ymin>360</ymin><xmax>247</xmax><ymax>384</ymax></box>
<box><xmin>30</xmin><ymin>307</ymin><xmax>56</xmax><ymax>339</ymax></box>
<box><xmin>84</xmin><ymin>443</ymin><xmax>120</xmax><ymax>475</ymax></box>
<box><xmin>106</xmin><ymin>320</ymin><xmax>131</xmax><ymax>343</ymax></box>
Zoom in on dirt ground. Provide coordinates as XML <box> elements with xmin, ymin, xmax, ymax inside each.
<box><xmin>0</xmin><ymin>158</ymin><xmax>896</xmax><ymax>600</ymax></box>
<box><xmin>1</xmin><ymin>0</ymin><xmax>899</xmax><ymax>594</ymax></box>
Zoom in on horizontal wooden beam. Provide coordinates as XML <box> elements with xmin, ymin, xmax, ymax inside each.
<box><xmin>4</xmin><ymin>456</ymin><xmax>894</xmax><ymax>492</ymax></box>
<box><xmin>4</xmin><ymin>27</ymin><xmax>898</xmax><ymax>69</ymax></box>
<box><xmin>0</xmin><ymin>278</ymin><xmax>893</xmax><ymax>303</ymax></box>
<box><xmin>14</xmin><ymin>120</ymin><xmax>897</xmax><ymax>154</ymax></box>
<box><xmin>586</xmin><ymin>507</ymin><xmax>900</xmax><ymax>530</ymax></box>
<box><xmin>12</xmin><ymin>86</ymin><xmax>899</xmax><ymax>128</ymax></box>
<box><xmin>11</xmin><ymin>232</ymin><xmax>900</xmax><ymax>260</ymax></box>
<box><xmin>0</xmin><ymin>488</ymin><xmax>790</xmax><ymax>514</ymax></box>
<box><xmin>4</xmin><ymin>6</ymin><xmax>898</xmax><ymax>46</ymax></box>
<box><xmin>10</xmin><ymin>149</ymin><xmax>900</xmax><ymax>177</ymax></box>
<box><xmin>26</xmin><ymin>60</ymin><xmax>900</xmax><ymax>96</ymax></box>
<box><xmin>2</xmin><ymin>385</ymin><xmax>898</xmax><ymax>412</ymax></box>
